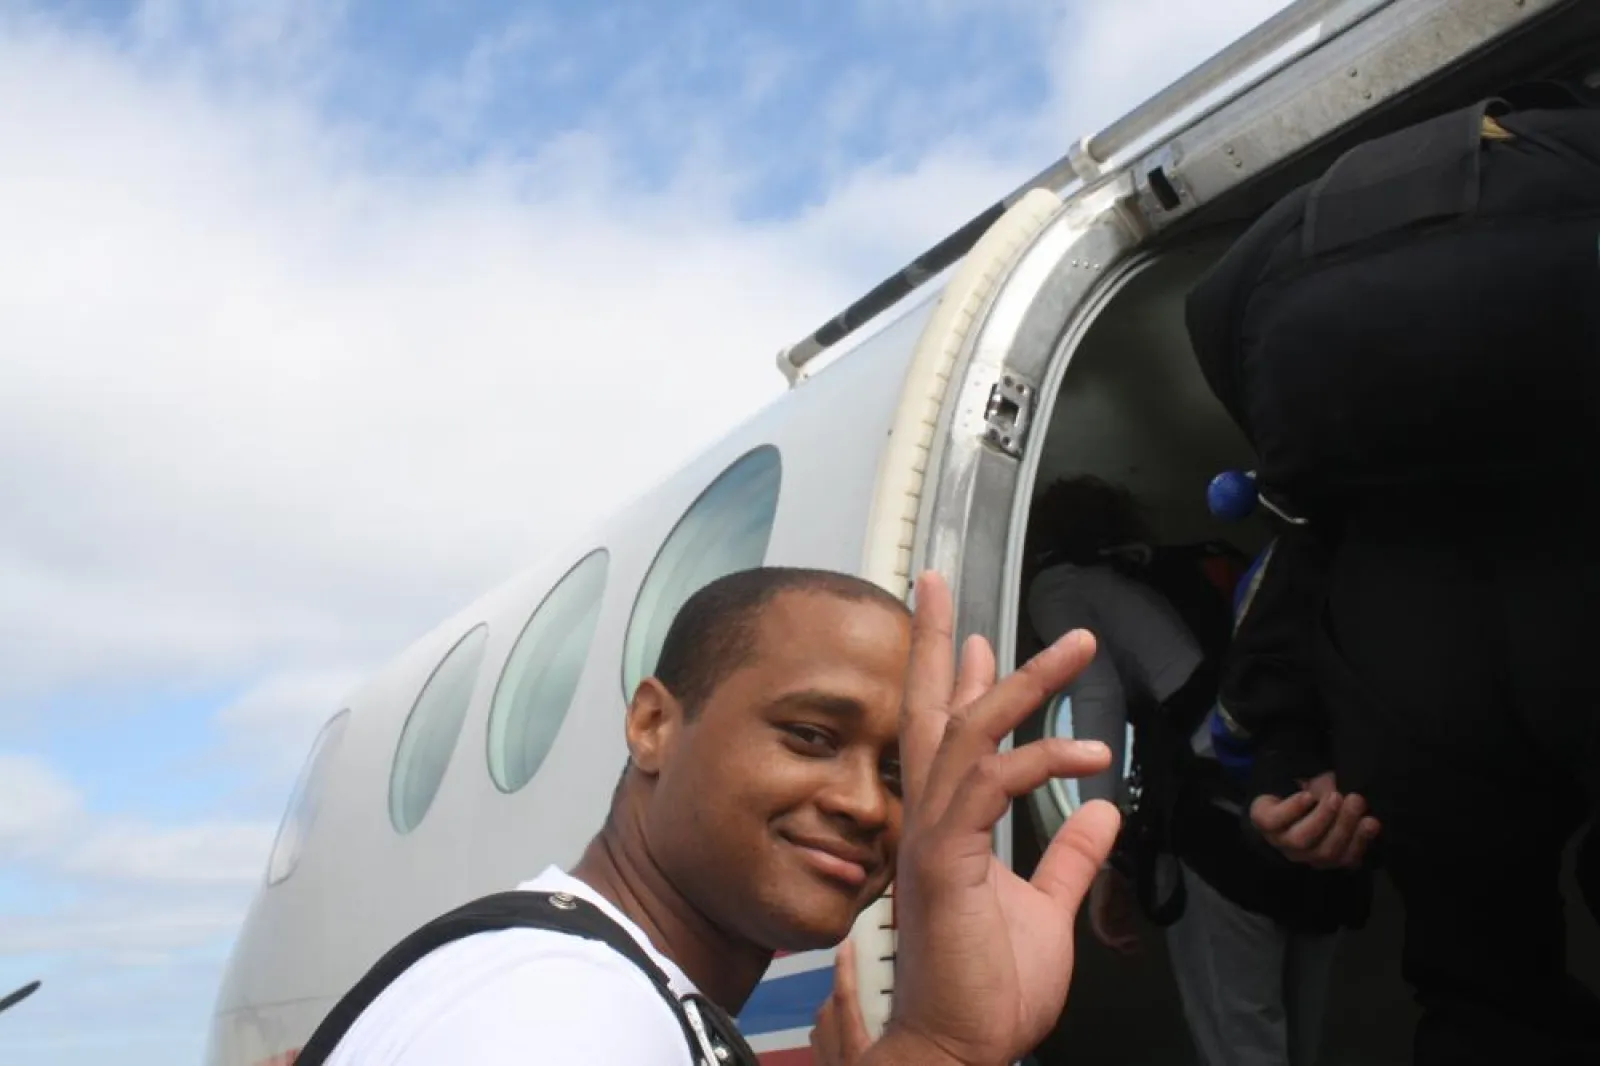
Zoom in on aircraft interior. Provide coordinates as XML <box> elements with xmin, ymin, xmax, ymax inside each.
<box><xmin>1006</xmin><ymin>235</ymin><xmax>1600</xmax><ymax>1065</ymax></box>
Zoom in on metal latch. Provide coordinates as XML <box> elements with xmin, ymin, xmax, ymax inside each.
<box><xmin>982</xmin><ymin>373</ymin><xmax>1035</xmax><ymax>458</ymax></box>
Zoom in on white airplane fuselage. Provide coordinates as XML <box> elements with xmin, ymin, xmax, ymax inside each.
<box><xmin>204</xmin><ymin>3</ymin><xmax>1600</xmax><ymax>1063</ymax></box>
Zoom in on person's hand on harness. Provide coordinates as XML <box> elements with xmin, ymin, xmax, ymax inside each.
<box><xmin>1249</xmin><ymin>771</ymin><xmax>1380</xmax><ymax>870</ymax></box>
<box><xmin>1087</xmin><ymin>867</ymin><xmax>1142</xmax><ymax>955</ymax></box>
<box><xmin>857</xmin><ymin>572</ymin><xmax>1120</xmax><ymax>1066</ymax></box>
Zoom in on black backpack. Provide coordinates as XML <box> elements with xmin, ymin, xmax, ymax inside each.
<box><xmin>1135</xmin><ymin>541</ymin><xmax>1248</xmax><ymax>671</ymax></box>
<box><xmin>1106</xmin><ymin>543</ymin><xmax>1248</xmax><ymax>926</ymax></box>
<box><xmin>1021</xmin><ymin>542</ymin><xmax>1247</xmax><ymax>925</ymax></box>
<box><xmin>293</xmin><ymin>889</ymin><xmax>760</xmax><ymax>1066</ymax></box>
<box><xmin>1184</xmin><ymin>83</ymin><xmax>1600</xmax><ymax>512</ymax></box>
<box><xmin>1101</xmin><ymin>541</ymin><xmax>1368</xmax><ymax>934</ymax></box>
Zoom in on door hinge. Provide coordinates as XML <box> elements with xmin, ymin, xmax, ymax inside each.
<box><xmin>982</xmin><ymin>373</ymin><xmax>1035</xmax><ymax>458</ymax></box>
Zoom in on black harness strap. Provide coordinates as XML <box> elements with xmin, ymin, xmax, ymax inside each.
<box><xmin>293</xmin><ymin>890</ymin><xmax>757</xmax><ymax>1066</ymax></box>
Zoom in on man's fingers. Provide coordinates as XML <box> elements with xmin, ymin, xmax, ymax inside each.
<box><xmin>939</xmin><ymin>737</ymin><xmax>1114</xmax><ymax>838</ymax></box>
<box><xmin>811</xmin><ymin>939</ymin><xmax>871</xmax><ymax>1063</ymax></box>
<box><xmin>1089</xmin><ymin>889</ymin><xmax>1137</xmax><ymax>955</ymax></box>
<box><xmin>900</xmin><ymin>712</ymin><xmax>952</xmax><ymax>822</ymax></box>
<box><xmin>834</xmin><ymin>941</ymin><xmax>872</xmax><ymax>1053</ymax></box>
<box><xmin>1304</xmin><ymin>772</ymin><xmax>1339</xmax><ymax>799</ymax></box>
<box><xmin>1252</xmin><ymin>791</ymin><xmax>1383</xmax><ymax>869</ymax></box>
<box><xmin>1318</xmin><ymin>815</ymin><xmax>1382</xmax><ymax>869</ymax></box>
<box><xmin>951</xmin><ymin>634</ymin><xmax>996</xmax><ymax>711</ymax></box>
<box><xmin>962</xmin><ymin>629</ymin><xmax>1097</xmax><ymax>745</ymax></box>
<box><xmin>900</xmin><ymin>571</ymin><xmax>956</xmax><ymax>807</ymax></box>
<box><xmin>1250</xmin><ymin>791</ymin><xmax>1318</xmax><ymax>834</ymax></box>
<box><xmin>903</xmin><ymin>593</ymin><xmax>1092</xmax><ymax>822</ymax></box>
<box><xmin>1351</xmin><ymin>816</ymin><xmax>1382</xmax><ymax>857</ymax></box>
<box><xmin>1088</xmin><ymin>902</ymin><xmax>1114</xmax><ymax>947</ymax></box>
<box><xmin>832</xmin><ymin>939</ymin><xmax>859</xmax><ymax>1004</ymax></box>
<box><xmin>1034</xmin><ymin>798</ymin><xmax>1123</xmax><ymax>907</ymax></box>
<box><xmin>810</xmin><ymin>1000</ymin><xmax>835</xmax><ymax>1062</ymax></box>
<box><xmin>1277</xmin><ymin>792</ymin><xmax>1342</xmax><ymax>852</ymax></box>
<box><xmin>1305</xmin><ymin>793</ymin><xmax>1366</xmax><ymax>866</ymax></box>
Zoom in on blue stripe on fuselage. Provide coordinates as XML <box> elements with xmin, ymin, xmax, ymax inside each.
<box><xmin>737</xmin><ymin>964</ymin><xmax>835</xmax><ymax>1036</ymax></box>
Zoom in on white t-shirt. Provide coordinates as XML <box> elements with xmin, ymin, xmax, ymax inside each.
<box><xmin>323</xmin><ymin>866</ymin><xmax>698</xmax><ymax>1066</ymax></box>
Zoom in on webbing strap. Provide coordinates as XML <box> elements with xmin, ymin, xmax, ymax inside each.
<box><xmin>292</xmin><ymin>890</ymin><xmax>756</xmax><ymax>1066</ymax></box>
<box><xmin>1302</xmin><ymin>98</ymin><xmax>1498</xmax><ymax>258</ymax></box>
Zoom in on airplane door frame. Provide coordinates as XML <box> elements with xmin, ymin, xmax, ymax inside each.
<box><xmin>912</xmin><ymin>172</ymin><xmax>1159</xmax><ymax>871</ymax></box>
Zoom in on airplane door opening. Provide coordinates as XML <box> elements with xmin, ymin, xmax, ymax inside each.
<box><xmin>987</xmin><ymin>236</ymin><xmax>1600</xmax><ymax>1065</ymax></box>
<box><xmin>918</xmin><ymin>7</ymin><xmax>1600</xmax><ymax>1053</ymax></box>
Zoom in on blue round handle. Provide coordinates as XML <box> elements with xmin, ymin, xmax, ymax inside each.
<box><xmin>1207</xmin><ymin>470</ymin><xmax>1258</xmax><ymax>522</ymax></box>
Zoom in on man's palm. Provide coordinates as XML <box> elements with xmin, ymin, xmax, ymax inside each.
<box><xmin>888</xmin><ymin>574</ymin><xmax>1120</xmax><ymax>1064</ymax></box>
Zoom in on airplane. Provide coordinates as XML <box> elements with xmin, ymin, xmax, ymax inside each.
<box><xmin>204</xmin><ymin>1</ymin><xmax>1600</xmax><ymax>1063</ymax></box>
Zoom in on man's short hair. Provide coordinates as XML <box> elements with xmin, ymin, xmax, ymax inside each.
<box><xmin>652</xmin><ymin>567</ymin><xmax>909</xmax><ymax>715</ymax></box>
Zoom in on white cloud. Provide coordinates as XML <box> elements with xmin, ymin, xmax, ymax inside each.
<box><xmin>413</xmin><ymin>15</ymin><xmax>551</xmax><ymax>143</ymax></box>
<box><xmin>0</xmin><ymin>755</ymin><xmax>82</xmax><ymax>857</ymax></box>
<box><xmin>128</xmin><ymin>0</ymin><xmax>353</xmax><ymax>86</ymax></box>
<box><xmin>0</xmin><ymin>751</ymin><xmax>273</xmax><ymax>889</ymax></box>
<box><xmin>858</xmin><ymin>0</ymin><xmax>1050</xmax><ymax>23</ymax></box>
<box><xmin>0</xmin><ymin>17</ymin><xmax>845</xmax><ymax>705</ymax></box>
<box><xmin>0</xmin><ymin>895</ymin><xmax>246</xmax><ymax>956</ymax></box>
<box><xmin>0</xmin><ymin>0</ymin><xmax>1300</xmax><ymax>712</ymax></box>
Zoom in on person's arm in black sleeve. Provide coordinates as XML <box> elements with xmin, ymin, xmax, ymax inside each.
<box><xmin>1213</xmin><ymin>528</ymin><xmax>1336</xmax><ymax>799</ymax></box>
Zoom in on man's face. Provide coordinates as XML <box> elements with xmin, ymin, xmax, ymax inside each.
<box><xmin>644</xmin><ymin>590</ymin><xmax>910</xmax><ymax>953</ymax></box>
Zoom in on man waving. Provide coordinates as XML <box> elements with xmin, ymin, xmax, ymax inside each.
<box><xmin>303</xmin><ymin>567</ymin><xmax>1116</xmax><ymax>1066</ymax></box>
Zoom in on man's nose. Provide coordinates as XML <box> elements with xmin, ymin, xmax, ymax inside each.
<box><xmin>816</xmin><ymin>754</ymin><xmax>893</xmax><ymax>828</ymax></box>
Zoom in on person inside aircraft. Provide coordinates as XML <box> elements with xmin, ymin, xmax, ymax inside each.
<box><xmin>1179</xmin><ymin>82</ymin><xmax>1600</xmax><ymax>1065</ymax></box>
<box><xmin>292</xmin><ymin>566</ymin><xmax>1124</xmax><ymax>1066</ymax></box>
<box><xmin>1238</xmin><ymin>492</ymin><xmax>1600</xmax><ymax>1064</ymax></box>
<box><xmin>1018</xmin><ymin>474</ymin><xmax>1366</xmax><ymax>1066</ymax></box>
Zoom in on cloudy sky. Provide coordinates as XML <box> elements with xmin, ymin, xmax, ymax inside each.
<box><xmin>0</xmin><ymin>0</ymin><xmax>1293</xmax><ymax>1061</ymax></box>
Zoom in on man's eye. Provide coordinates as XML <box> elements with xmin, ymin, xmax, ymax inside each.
<box><xmin>882</xmin><ymin>762</ymin><xmax>903</xmax><ymax>798</ymax></box>
<box><xmin>782</xmin><ymin>724</ymin><xmax>835</xmax><ymax>750</ymax></box>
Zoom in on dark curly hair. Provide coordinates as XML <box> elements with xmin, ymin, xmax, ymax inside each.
<box><xmin>1023</xmin><ymin>474</ymin><xmax>1151</xmax><ymax>578</ymax></box>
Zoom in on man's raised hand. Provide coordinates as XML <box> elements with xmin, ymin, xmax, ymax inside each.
<box><xmin>867</xmin><ymin>571</ymin><xmax>1122</xmax><ymax>1066</ymax></box>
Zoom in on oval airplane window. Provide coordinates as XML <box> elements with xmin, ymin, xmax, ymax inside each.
<box><xmin>487</xmin><ymin>549</ymin><xmax>610</xmax><ymax>793</ymax></box>
<box><xmin>389</xmin><ymin>623</ymin><xmax>490</xmax><ymax>834</ymax></box>
<box><xmin>1041</xmin><ymin>692</ymin><xmax>1135</xmax><ymax>815</ymax></box>
<box><xmin>621</xmin><ymin>446</ymin><xmax>782</xmax><ymax>699</ymax></box>
<box><xmin>266</xmin><ymin>707</ymin><xmax>352</xmax><ymax>886</ymax></box>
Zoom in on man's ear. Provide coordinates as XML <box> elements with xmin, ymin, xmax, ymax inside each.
<box><xmin>624</xmin><ymin>677</ymin><xmax>684</xmax><ymax>776</ymax></box>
